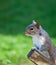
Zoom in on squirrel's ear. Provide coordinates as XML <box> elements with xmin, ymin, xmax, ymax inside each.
<box><xmin>35</xmin><ymin>22</ymin><xmax>40</xmax><ymax>29</ymax></box>
<box><xmin>32</xmin><ymin>20</ymin><xmax>37</xmax><ymax>25</ymax></box>
<box><xmin>32</xmin><ymin>20</ymin><xmax>40</xmax><ymax>29</ymax></box>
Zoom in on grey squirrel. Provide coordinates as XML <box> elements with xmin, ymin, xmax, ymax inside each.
<box><xmin>24</xmin><ymin>20</ymin><xmax>56</xmax><ymax>65</ymax></box>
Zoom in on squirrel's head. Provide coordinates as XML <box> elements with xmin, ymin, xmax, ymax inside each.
<box><xmin>24</xmin><ymin>20</ymin><xmax>40</xmax><ymax>37</ymax></box>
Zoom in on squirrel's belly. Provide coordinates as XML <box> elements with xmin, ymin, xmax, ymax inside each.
<box><xmin>32</xmin><ymin>37</ymin><xmax>44</xmax><ymax>49</ymax></box>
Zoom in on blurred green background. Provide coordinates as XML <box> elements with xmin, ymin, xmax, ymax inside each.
<box><xmin>0</xmin><ymin>0</ymin><xmax>56</xmax><ymax>65</ymax></box>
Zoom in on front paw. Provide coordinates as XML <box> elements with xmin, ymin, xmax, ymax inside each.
<box><xmin>32</xmin><ymin>47</ymin><xmax>39</xmax><ymax>51</ymax></box>
<box><xmin>32</xmin><ymin>47</ymin><xmax>37</xmax><ymax>50</ymax></box>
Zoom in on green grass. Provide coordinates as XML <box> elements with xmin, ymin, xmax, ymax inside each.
<box><xmin>0</xmin><ymin>34</ymin><xmax>33</xmax><ymax>65</ymax></box>
<box><xmin>0</xmin><ymin>0</ymin><xmax>56</xmax><ymax>65</ymax></box>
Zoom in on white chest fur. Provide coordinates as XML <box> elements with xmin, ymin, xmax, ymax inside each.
<box><xmin>32</xmin><ymin>35</ymin><xmax>45</xmax><ymax>50</ymax></box>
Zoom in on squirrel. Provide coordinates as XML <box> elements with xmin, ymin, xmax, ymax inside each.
<box><xmin>24</xmin><ymin>20</ymin><xmax>56</xmax><ymax>65</ymax></box>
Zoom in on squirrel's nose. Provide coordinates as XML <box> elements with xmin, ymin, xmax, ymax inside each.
<box><xmin>24</xmin><ymin>31</ymin><xmax>27</xmax><ymax>34</ymax></box>
<box><xmin>24</xmin><ymin>30</ymin><xmax>27</xmax><ymax>34</ymax></box>
<box><xmin>23</xmin><ymin>29</ymin><xmax>26</xmax><ymax>34</ymax></box>
<box><xmin>24</xmin><ymin>29</ymin><xmax>29</xmax><ymax>34</ymax></box>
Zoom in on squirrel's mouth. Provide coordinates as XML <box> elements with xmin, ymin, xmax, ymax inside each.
<box><xmin>24</xmin><ymin>31</ymin><xmax>30</xmax><ymax>34</ymax></box>
<box><xmin>24</xmin><ymin>31</ymin><xmax>31</xmax><ymax>36</ymax></box>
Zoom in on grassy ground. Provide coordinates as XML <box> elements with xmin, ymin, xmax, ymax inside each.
<box><xmin>0</xmin><ymin>34</ymin><xmax>34</xmax><ymax>65</ymax></box>
<box><xmin>0</xmin><ymin>0</ymin><xmax>56</xmax><ymax>65</ymax></box>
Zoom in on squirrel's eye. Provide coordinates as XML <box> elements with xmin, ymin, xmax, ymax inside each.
<box><xmin>30</xmin><ymin>28</ymin><xmax>33</xmax><ymax>30</ymax></box>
